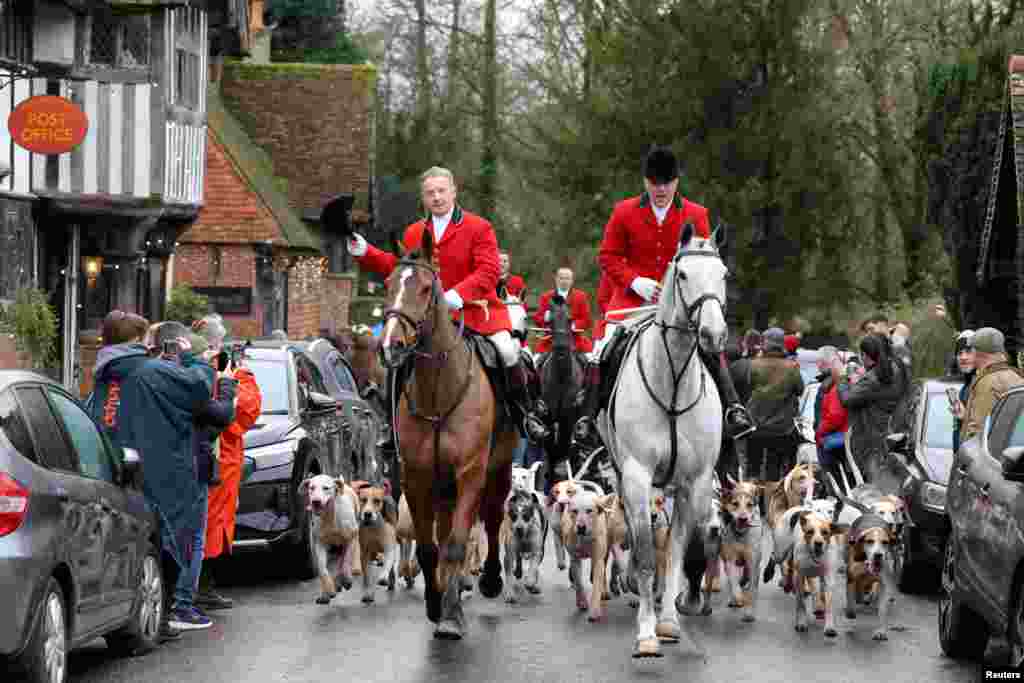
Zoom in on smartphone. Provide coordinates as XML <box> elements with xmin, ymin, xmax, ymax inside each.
<box><xmin>946</xmin><ymin>387</ymin><xmax>960</xmax><ymax>408</ymax></box>
<box><xmin>161</xmin><ymin>340</ymin><xmax>179</xmax><ymax>356</ymax></box>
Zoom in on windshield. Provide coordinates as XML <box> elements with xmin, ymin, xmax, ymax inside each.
<box><xmin>245</xmin><ymin>359</ymin><xmax>290</xmax><ymax>414</ymax></box>
<box><xmin>924</xmin><ymin>391</ymin><xmax>956</xmax><ymax>450</ymax></box>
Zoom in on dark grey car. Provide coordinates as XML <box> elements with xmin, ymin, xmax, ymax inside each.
<box><xmin>940</xmin><ymin>385</ymin><xmax>1024</xmax><ymax>665</ymax></box>
<box><xmin>0</xmin><ymin>371</ymin><xmax>160</xmax><ymax>683</ymax></box>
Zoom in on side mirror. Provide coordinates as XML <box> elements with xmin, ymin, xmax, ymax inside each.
<box><xmin>1002</xmin><ymin>446</ymin><xmax>1024</xmax><ymax>482</ymax></box>
<box><xmin>121</xmin><ymin>447</ymin><xmax>142</xmax><ymax>488</ymax></box>
<box><xmin>307</xmin><ymin>391</ymin><xmax>338</xmax><ymax>412</ymax></box>
<box><xmin>886</xmin><ymin>433</ymin><xmax>908</xmax><ymax>452</ymax></box>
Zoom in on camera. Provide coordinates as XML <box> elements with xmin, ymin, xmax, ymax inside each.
<box><xmin>161</xmin><ymin>340</ymin><xmax>180</xmax><ymax>356</ymax></box>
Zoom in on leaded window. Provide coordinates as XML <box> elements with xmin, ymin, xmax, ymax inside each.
<box><xmin>0</xmin><ymin>201</ymin><xmax>35</xmax><ymax>304</ymax></box>
<box><xmin>0</xmin><ymin>0</ymin><xmax>32</xmax><ymax>64</ymax></box>
<box><xmin>172</xmin><ymin>6</ymin><xmax>204</xmax><ymax>110</ymax></box>
<box><xmin>88</xmin><ymin>8</ymin><xmax>150</xmax><ymax>69</ymax></box>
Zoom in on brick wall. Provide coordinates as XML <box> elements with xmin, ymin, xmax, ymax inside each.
<box><xmin>220</xmin><ymin>63</ymin><xmax>374</xmax><ymax>213</ymax></box>
<box><xmin>287</xmin><ymin>269</ymin><xmax>321</xmax><ymax>339</ymax></box>
<box><xmin>179</xmin><ymin>132</ymin><xmax>285</xmax><ymax>245</ymax></box>
<box><xmin>320</xmin><ymin>274</ymin><xmax>354</xmax><ymax>334</ymax></box>
<box><xmin>173</xmin><ymin>243</ymin><xmax>265</xmax><ymax>337</ymax></box>
<box><xmin>0</xmin><ymin>335</ymin><xmax>30</xmax><ymax>370</ymax></box>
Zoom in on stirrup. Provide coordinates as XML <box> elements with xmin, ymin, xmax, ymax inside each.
<box><xmin>572</xmin><ymin>416</ymin><xmax>596</xmax><ymax>444</ymax></box>
<box><xmin>725</xmin><ymin>406</ymin><xmax>756</xmax><ymax>440</ymax></box>
<box><xmin>525</xmin><ymin>414</ymin><xmax>550</xmax><ymax>442</ymax></box>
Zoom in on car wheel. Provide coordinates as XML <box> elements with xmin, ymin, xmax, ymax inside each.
<box><xmin>106</xmin><ymin>545</ymin><xmax>163</xmax><ymax>656</ymax></box>
<box><xmin>282</xmin><ymin>458</ymin><xmax>319</xmax><ymax>581</ymax></box>
<box><xmin>17</xmin><ymin>578</ymin><xmax>68</xmax><ymax>683</ymax></box>
<box><xmin>938</xmin><ymin>538</ymin><xmax>990</xmax><ymax>660</ymax></box>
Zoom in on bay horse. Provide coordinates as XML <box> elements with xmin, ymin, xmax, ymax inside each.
<box><xmin>379</xmin><ymin>230</ymin><xmax>517</xmax><ymax>640</ymax></box>
<box><xmin>598</xmin><ymin>223</ymin><xmax>728</xmax><ymax>658</ymax></box>
<box><xmin>538</xmin><ymin>294</ymin><xmax>586</xmax><ymax>476</ymax></box>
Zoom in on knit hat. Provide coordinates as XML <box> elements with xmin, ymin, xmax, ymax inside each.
<box><xmin>971</xmin><ymin>327</ymin><xmax>1006</xmax><ymax>354</ymax></box>
<box><xmin>764</xmin><ymin>327</ymin><xmax>786</xmax><ymax>351</ymax></box>
<box><xmin>784</xmin><ymin>335</ymin><xmax>800</xmax><ymax>354</ymax></box>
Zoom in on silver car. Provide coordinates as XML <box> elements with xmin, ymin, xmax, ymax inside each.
<box><xmin>1</xmin><ymin>371</ymin><xmax>160</xmax><ymax>683</ymax></box>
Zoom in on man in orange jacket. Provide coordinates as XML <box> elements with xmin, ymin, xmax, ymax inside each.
<box><xmin>347</xmin><ymin>166</ymin><xmax>548</xmax><ymax>443</ymax></box>
<box><xmin>533</xmin><ymin>266</ymin><xmax>593</xmax><ymax>355</ymax></box>
<box><xmin>575</xmin><ymin>145</ymin><xmax>754</xmax><ymax>441</ymax></box>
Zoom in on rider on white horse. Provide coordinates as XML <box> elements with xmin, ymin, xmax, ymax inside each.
<box><xmin>574</xmin><ymin>145</ymin><xmax>756</xmax><ymax>445</ymax></box>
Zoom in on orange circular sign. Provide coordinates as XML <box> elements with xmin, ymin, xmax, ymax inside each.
<box><xmin>7</xmin><ymin>96</ymin><xmax>89</xmax><ymax>155</ymax></box>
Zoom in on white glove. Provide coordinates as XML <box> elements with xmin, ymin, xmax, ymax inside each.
<box><xmin>544</xmin><ymin>311</ymin><xmax>552</xmax><ymax>322</ymax></box>
<box><xmin>631</xmin><ymin>277</ymin><xmax>660</xmax><ymax>302</ymax></box>
<box><xmin>347</xmin><ymin>233</ymin><xmax>368</xmax><ymax>257</ymax></box>
<box><xmin>444</xmin><ymin>289</ymin><xmax>464</xmax><ymax>310</ymax></box>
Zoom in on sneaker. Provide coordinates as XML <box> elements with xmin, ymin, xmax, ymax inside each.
<box><xmin>195</xmin><ymin>590</ymin><xmax>234</xmax><ymax>611</ymax></box>
<box><xmin>158</xmin><ymin>621</ymin><xmax>182</xmax><ymax>643</ymax></box>
<box><xmin>168</xmin><ymin>606</ymin><xmax>213</xmax><ymax>631</ymax></box>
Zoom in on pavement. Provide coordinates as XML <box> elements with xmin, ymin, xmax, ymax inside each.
<box><xmin>31</xmin><ymin>538</ymin><xmax>1003</xmax><ymax>683</ymax></box>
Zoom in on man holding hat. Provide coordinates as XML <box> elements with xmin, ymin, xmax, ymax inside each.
<box><xmin>962</xmin><ymin>327</ymin><xmax>1024</xmax><ymax>442</ymax></box>
<box><xmin>574</xmin><ymin>145</ymin><xmax>755</xmax><ymax>443</ymax></box>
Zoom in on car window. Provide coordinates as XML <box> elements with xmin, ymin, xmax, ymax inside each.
<box><xmin>0</xmin><ymin>389</ymin><xmax>38</xmax><ymax>464</ymax></box>
<box><xmin>327</xmin><ymin>352</ymin><xmax>358</xmax><ymax>393</ymax></box>
<box><xmin>46</xmin><ymin>390</ymin><xmax>115</xmax><ymax>482</ymax></box>
<box><xmin>923</xmin><ymin>391</ymin><xmax>956</xmax><ymax>450</ymax></box>
<box><xmin>246</xmin><ymin>359</ymin><xmax>290</xmax><ymax>414</ymax></box>
<box><xmin>15</xmin><ymin>387</ymin><xmax>76</xmax><ymax>472</ymax></box>
<box><xmin>989</xmin><ymin>391</ymin><xmax>1024</xmax><ymax>461</ymax></box>
<box><xmin>295</xmin><ymin>353</ymin><xmax>330</xmax><ymax>396</ymax></box>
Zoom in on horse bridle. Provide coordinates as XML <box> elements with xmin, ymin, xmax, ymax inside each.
<box><xmin>379</xmin><ymin>259</ymin><xmax>464</xmax><ymax>370</ymax></box>
<box><xmin>657</xmin><ymin>248</ymin><xmax>728</xmax><ymax>334</ymax></box>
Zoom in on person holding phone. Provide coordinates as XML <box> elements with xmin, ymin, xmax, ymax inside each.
<box><xmin>950</xmin><ymin>330</ymin><xmax>975</xmax><ymax>453</ymax></box>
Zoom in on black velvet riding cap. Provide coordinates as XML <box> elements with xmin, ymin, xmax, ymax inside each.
<box><xmin>642</xmin><ymin>145</ymin><xmax>680</xmax><ymax>184</ymax></box>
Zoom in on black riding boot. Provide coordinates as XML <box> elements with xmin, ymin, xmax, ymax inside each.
<box><xmin>701</xmin><ymin>349</ymin><xmax>756</xmax><ymax>439</ymax></box>
<box><xmin>507</xmin><ymin>362</ymin><xmax>550</xmax><ymax>442</ymax></box>
<box><xmin>572</xmin><ymin>360</ymin><xmax>602</xmax><ymax>445</ymax></box>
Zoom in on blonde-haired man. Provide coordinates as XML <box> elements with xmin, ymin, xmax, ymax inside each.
<box><xmin>347</xmin><ymin>166</ymin><xmax>549</xmax><ymax>443</ymax></box>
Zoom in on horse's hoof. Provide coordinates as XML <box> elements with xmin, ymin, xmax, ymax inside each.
<box><xmin>405</xmin><ymin>577</ymin><xmax>415</xmax><ymax>590</ymax></box>
<box><xmin>526</xmin><ymin>584</ymin><xmax>542</xmax><ymax>595</ymax></box>
<box><xmin>628</xmin><ymin>598</ymin><xmax>640</xmax><ymax>609</ymax></box>
<box><xmin>434</xmin><ymin>620</ymin><xmax>464</xmax><ymax>640</ymax></box>
<box><xmin>700</xmin><ymin>605</ymin><xmax>713</xmax><ymax>617</ymax></box>
<box><xmin>460</xmin><ymin>576</ymin><xmax>474</xmax><ymax>593</ymax></box>
<box><xmin>656</xmin><ymin>622</ymin><xmax>680</xmax><ymax>642</ymax></box>
<box><xmin>872</xmin><ymin>629</ymin><xmax>888</xmax><ymax>641</ymax></box>
<box><xmin>825</xmin><ymin>627</ymin><xmax>838</xmax><ymax>638</ymax></box>
<box><xmin>339</xmin><ymin>578</ymin><xmax>353</xmax><ymax>591</ymax></box>
<box><xmin>844</xmin><ymin>609</ymin><xmax>856</xmax><ymax>620</ymax></box>
<box><xmin>632</xmin><ymin>639</ymin><xmax>663</xmax><ymax>658</ymax></box>
<box><xmin>362</xmin><ymin>594</ymin><xmax>375</xmax><ymax>605</ymax></box>
<box><xmin>741</xmin><ymin>613</ymin><xmax>755</xmax><ymax>623</ymax></box>
<box><xmin>602</xmin><ymin>591</ymin><xmax>611</xmax><ymax>601</ymax></box>
<box><xmin>795</xmin><ymin>623</ymin><xmax>808</xmax><ymax>633</ymax></box>
<box><xmin>378</xmin><ymin>578</ymin><xmax>389</xmax><ymax>587</ymax></box>
<box><xmin>587</xmin><ymin>611</ymin><xmax>604</xmax><ymax>623</ymax></box>
<box><xmin>504</xmin><ymin>593</ymin><xmax>518</xmax><ymax>604</ymax></box>
<box><xmin>558</xmin><ymin>562</ymin><xmax>567</xmax><ymax>571</ymax></box>
<box><xmin>478</xmin><ymin>568</ymin><xmax>503</xmax><ymax>599</ymax></box>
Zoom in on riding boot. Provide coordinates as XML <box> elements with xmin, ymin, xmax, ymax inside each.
<box><xmin>572</xmin><ymin>361</ymin><xmax>602</xmax><ymax>445</ymax></box>
<box><xmin>700</xmin><ymin>349</ymin><xmax>756</xmax><ymax>439</ymax></box>
<box><xmin>507</xmin><ymin>361</ymin><xmax>550</xmax><ymax>442</ymax></box>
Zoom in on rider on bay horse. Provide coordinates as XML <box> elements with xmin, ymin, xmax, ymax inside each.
<box><xmin>573</xmin><ymin>145</ymin><xmax>756</xmax><ymax>446</ymax></box>
<box><xmin>533</xmin><ymin>266</ymin><xmax>594</xmax><ymax>357</ymax></box>
<box><xmin>347</xmin><ymin>166</ymin><xmax>549</xmax><ymax>444</ymax></box>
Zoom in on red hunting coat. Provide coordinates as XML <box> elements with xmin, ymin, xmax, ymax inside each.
<box><xmin>503</xmin><ymin>275</ymin><xmax>526</xmax><ymax>299</ymax></box>
<box><xmin>357</xmin><ymin>206</ymin><xmax>512</xmax><ymax>336</ymax></box>
<box><xmin>533</xmin><ymin>288</ymin><xmax>594</xmax><ymax>353</ymax></box>
<box><xmin>598</xmin><ymin>193</ymin><xmax>711</xmax><ymax>321</ymax></box>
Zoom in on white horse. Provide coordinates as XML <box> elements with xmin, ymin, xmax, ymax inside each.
<box><xmin>598</xmin><ymin>222</ymin><xmax>727</xmax><ymax>658</ymax></box>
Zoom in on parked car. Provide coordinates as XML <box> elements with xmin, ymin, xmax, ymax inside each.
<box><xmin>1</xmin><ymin>371</ymin><xmax>160</xmax><ymax>683</ymax></box>
<box><xmin>235</xmin><ymin>340</ymin><xmax>383</xmax><ymax>579</ymax></box>
<box><xmin>939</xmin><ymin>385</ymin><xmax>1024</xmax><ymax>665</ymax></box>
<box><xmin>885</xmin><ymin>377</ymin><xmax>961</xmax><ymax>591</ymax></box>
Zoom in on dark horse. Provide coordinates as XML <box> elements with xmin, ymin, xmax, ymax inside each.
<box><xmin>538</xmin><ymin>295</ymin><xmax>587</xmax><ymax>476</ymax></box>
<box><xmin>379</xmin><ymin>231</ymin><xmax>517</xmax><ymax>640</ymax></box>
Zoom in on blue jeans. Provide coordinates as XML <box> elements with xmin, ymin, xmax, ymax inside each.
<box><xmin>174</xmin><ymin>486</ymin><xmax>208</xmax><ymax>609</ymax></box>
<box><xmin>513</xmin><ymin>436</ymin><xmax>528</xmax><ymax>466</ymax></box>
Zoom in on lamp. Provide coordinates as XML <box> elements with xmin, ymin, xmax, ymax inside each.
<box><xmin>83</xmin><ymin>255</ymin><xmax>104</xmax><ymax>283</ymax></box>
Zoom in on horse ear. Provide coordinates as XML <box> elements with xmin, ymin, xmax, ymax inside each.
<box><xmin>711</xmin><ymin>221</ymin><xmax>728</xmax><ymax>250</ymax></box>
<box><xmin>679</xmin><ymin>221</ymin><xmax>695</xmax><ymax>251</ymax></box>
<box><xmin>421</xmin><ymin>226</ymin><xmax>435</xmax><ymax>264</ymax></box>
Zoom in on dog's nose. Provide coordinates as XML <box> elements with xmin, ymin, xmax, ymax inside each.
<box><xmin>577</xmin><ymin>525</ymin><xmax>587</xmax><ymax>535</ymax></box>
<box><xmin>872</xmin><ymin>552</ymin><xmax>884</xmax><ymax>563</ymax></box>
<box><xmin>362</xmin><ymin>512</ymin><xmax>373</xmax><ymax>523</ymax></box>
<box><xmin>813</xmin><ymin>541</ymin><xmax>825</xmax><ymax>553</ymax></box>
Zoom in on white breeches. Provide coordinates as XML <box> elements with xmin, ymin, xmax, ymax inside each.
<box><xmin>488</xmin><ymin>330</ymin><xmax>520</xmax><ymax>367</ymax></box>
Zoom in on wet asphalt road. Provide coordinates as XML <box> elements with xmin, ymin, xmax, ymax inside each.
<box><xmin>38</xmin><ymin>539</ymin><xmax>999</xmax><ymax>683</ymax></box>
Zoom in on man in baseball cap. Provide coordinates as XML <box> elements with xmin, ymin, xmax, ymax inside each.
<box><xmin>962</xmin><ymin>327</ymin><xmax>1024</xmax><ymax>441</ymax></box>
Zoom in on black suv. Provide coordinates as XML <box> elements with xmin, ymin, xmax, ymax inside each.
<box><xmin>236</xmin><ymin>340</ymin><xmax>380</xmax><ymax>579</ymax></box>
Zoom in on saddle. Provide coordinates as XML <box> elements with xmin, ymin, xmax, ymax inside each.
<box><xmin>597</xmin><ymin>314</ymin><xmax>656</xmax><ymax>412</ymax></box>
